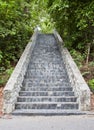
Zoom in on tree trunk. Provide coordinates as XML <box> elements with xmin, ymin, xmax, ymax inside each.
<box><xmin>86</xmin><ymin>43</ymin><xmax>91</xmax><ymax>66</ymax></box>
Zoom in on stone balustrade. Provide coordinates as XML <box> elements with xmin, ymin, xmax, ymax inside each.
<box><xmin>3</xmin><ymin>28</ymin><xmax>39</xmax><ymax>113</ymax></box>
<box><xmin>54</xmin><ymin>30</ymin><xmax>90</xmax><ymax>111</ymax></box>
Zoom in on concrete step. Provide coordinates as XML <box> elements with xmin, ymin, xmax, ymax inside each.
<box><xmin>23</xmin><ymin>80</ymin><xmax>71</xmax><ymax>88</ymax></box>
<box><xmin>26</xmin><ymin>65</ymin><xmax>66</xmax><ymax>70</ymax></box>
<box><xmin>12</xmin><ymin>109</ymin><xmax>85</xmax><ymax>116</ymax></box>
<box><xmin>28</xmin><ymin>60</ymin><xmax>62</xmax><ymax>64</ymax></box>
<box><xmin>27</xmin><ymin>71</ymin><xmax>66</xmax><ymax>76</ymax></box>
<box><xmin>19</xmin><ymin>91</ymin><xmax>74</xmax><ymax>96</ymax></box>
<box><xmin>23</xmin><ymin>78</ymin><xmax>69</xmax><ymax>82</ymax></box>
<box><xmin>30</xmin><ymin>60</ymin><xmax>63</xmax><ymax>64</ymax></box>
<box><xmin>26</xmin><ymin>68</ymin><xmax>66</xmax><ymax>72</ymax></box>
<box><xmin>17</xmin><ymin>96</ymin><xmax>77</xmax><ymax>102</ymax></box>
<box><xmin>15</xmin><ymin>102</ymin><xmax>78</xmax><ymax>109</ymax></box>
<box><xmin>23</xmin><ymin>80</ymin><xmax>70</xmax><ymax>87</ymax></box>
<box><xmin>23</xmin><ymin>84</ymin><xmax>70</xmax><ymax>88</ymax></box>
<box><xmin>21</xmin><ymin>87</ymin><xmax>73</xmax><ymax>91</ymax></box>
<box><xmin>24</xmin><ymin>75</ymin><xmax>68</xmax><ymax>80</ymax></box>
<box><xmin>25</xmin><ymin>75</ymin><xmax>68</xmax><ymax>80</ymax></box>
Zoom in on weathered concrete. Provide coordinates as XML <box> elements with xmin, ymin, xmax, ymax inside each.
<box><xmin>0</xmin><ymin>115</ymin><xmax>94</xmax><ymax>130</ymax></box>
<box><xmin>54</xmin><ymin>30</ymin><xmax>91</xmax><ymax>111</ymax></box>
<box><xmin>3</xmin><ymin>28</ymin><xmax>39</xmax><ymax>113</ymax></box>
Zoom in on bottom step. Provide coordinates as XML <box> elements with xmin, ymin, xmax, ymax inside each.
<box><xmin>12</xmin><ymin>109</ymin><xmax>86</xmax><ymax>116</ymax></box>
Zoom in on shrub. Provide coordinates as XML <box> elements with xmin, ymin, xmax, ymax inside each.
<box><xmin>88</xmin><ymin>79</ymin><xmax>94</xmax><ymax>93</ymax></box>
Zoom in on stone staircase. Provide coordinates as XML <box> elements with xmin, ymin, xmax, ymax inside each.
<box><xmin>13</xmin><ymin>34</ymin><xmax>80</xmax><ymax>115</ymax></box>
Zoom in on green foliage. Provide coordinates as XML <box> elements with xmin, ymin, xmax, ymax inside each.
<box><xmin>70</xmin><ymin>49</ymin><xmax>84</xmax><ymax>68</ymax></box>
<box><xmin>0</xmin><ymin>0</ymin><xmax>33</xmax><ymax>68</ymax></box>
<box><xmin>5</xmin><ymin>67</ymin><xmax>14</xmax><ymax>76</ymax></box>
<box><xmin>0</xmin><ymin>0</ymin><xmax>94</xmax><ymax>87</ymax></box>
<box><xmin>0</xmin><ymin>67</ymin><xmax>14</xmax><ymax>86</ymax></box>
<box><xmin>0</xmin><ymin>0</ymin><xmax>54</xmax><ymax>86</ymax></box>
<box><xmin>48</xmin><ymin>0</ymin><xmax>94</xmax><ymax>59</ymax></box>
<box><xmin>88</xmin><ymin>79</ymin><xmax>94</xmax><ymax>93</ymax></box>
<box><xmin>30</xmin><ymin>0</ymin><xmax>54</xmax><ymax>33</ymax></box>
<box><xmin>89</xmin><ymin>62</ymin><xmax>94</xmax><ymax>67</ymax></box>
<box><xmin>0</xmin><ymin>0</ymin><xmax>53</xmax><ymax>70</ymax></box>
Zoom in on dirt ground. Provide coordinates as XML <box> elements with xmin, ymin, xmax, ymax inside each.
<box><xmin>91</xmin><ymin>93</ymin><xmax>94</xmax><ymax>110</ymax></box>
<box><xmin>0</xmin><ymin>87</ymin><xmax>3</xmax><ymax>117</ymax></box>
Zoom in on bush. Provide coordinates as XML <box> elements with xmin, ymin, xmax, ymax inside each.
<box><xmin>88</xmin><ymin>79</ymin><xmax>94</xmax><ymax>93</ymax></box>
<box><xmin>0</xmin><ymin>67</ymin><xmax>14</xmax><ymax>86</ymax></box>
<box><xmin>70</xmin><ymin>49</ymin><xmax>84</xmax><ymax>68</ymax></box>
<box><xmin>0</xmin><ymin>0</ymin><xmax>33</xmax><ymax>69</ymax></box>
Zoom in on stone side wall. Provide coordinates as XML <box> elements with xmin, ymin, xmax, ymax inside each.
<box><xmin>3</xmin><ymin>28</ymin><xmax>39</xmax><ymax>113</ymax></box>
<box><xmin>54</xmin><ymin>30</ymin><xmax>91</xmax><ymax>111</ymax></box>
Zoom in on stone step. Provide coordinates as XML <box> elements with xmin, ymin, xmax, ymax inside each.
<box><xmin>28</xmin><ymin>65</ymin><xmax>65</xmax><ymax>69</ymax></box>
<box><xmin>30</xmin><ymin>58</ymin><xmax>63</xmax><ymax>60</ymax></box>
<box><xmin>21</xmin><ymin>87</ymin><xmax>73</xmax><ymax>91</ymax></box>
<box><xmin>24</xmin><ymin>78</ymin><xmax>69</xmax><ymax>83</ymax></box>
<box><xmin>25</xmin><ymin>71</ymin><xmax>67</xmax><ymax>75</ymax></box>
<box><xmin>29</xmin><ymin>59</ymin><xmax>63</xmax><ymax>63</ymax></box>
<box><xmin>28</xmin><ymin>78</ymin><xmax>68</xmax><ymax>81</ymax></box>
<box><xmin>28</xmin><ymin>68</ymin><xmax>65</xmax><ymax>72</ymax></box>
<box><xmin>23</xmin><ymin>84</ymin><xmax>70</xmax><ymax>88</ymax></box>
<box><xmin>24</xmin><ymin>78</ymin><xmax>68</xmax><ymax>83</ymax></box>
<box><xmin>23</xmin><ymin>80</ymin><xmax>70</xmax><ymax>87</ymax></box>
<box><xmin>27</xmin><ymin>68</ymin><xmax>66</xmax><ymax>71</ymax></box>
<box><xmin>27</xmin><ymin>70</ymin><xmax>66</xmax><ymax>75</ymax></box>
<box><xmin>17</xmin><ymin>96</ymin><xmax>77</xmax><ymax>102</ymax></box>
<box><xmin>25</xmin><ymin>72</ymin><xmax>67</xmax><ymax>79</ymax></box>
<box><xmin>23</xmin><ymin>78</ymin><xmax>69</xmax><ymax>81</ymax></box>
<box><xmin>19</xmin><ymin>91</ymin><xmax>74</xmax><ymax>96</ymax></box>
<box><xmin>12</xmin><ymin>109</ymin><xmax>85</xmax><ymax>116</ymax></box>
<box><xmin>15</xmin><ymin>102</ymin><xmax>78</xmax><ymax>109</ymax></box>
<box><xmin>28</xmin><ymin>61</ymin><xmax>65</xmax><ymax>68</ymax></box>
<box><xmin>28</xmin><ymin>63</ymin><xmax>64</xmax><ymax>66</ymax></box>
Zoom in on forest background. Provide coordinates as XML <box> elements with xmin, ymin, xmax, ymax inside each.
<box><xmin>0</xmin><ymin>0</ymin><xmax>94</xmax><ymax>92</ymax></box>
